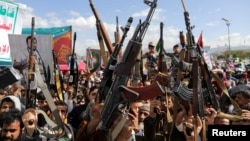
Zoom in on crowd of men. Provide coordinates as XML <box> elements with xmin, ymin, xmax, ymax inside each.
<box><xmin>0</xmin><ymin>35</ymin><xmax>250</xmax><ymax>141</ymax></box>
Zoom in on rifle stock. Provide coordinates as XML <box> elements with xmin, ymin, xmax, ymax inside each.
<box><xmin>96</xmin><ymin>21</ymin><xmax>108</xmax><ymax>67</ymax></box>
<box><xmin>121</xmin><ymin>81</ymin><xmax>164</xmax><ymax>100</ymax></box>
<box><xmin>97</xmin><ymin>1</ymin><xmax>157</xmax><ymax>140</ymax></box>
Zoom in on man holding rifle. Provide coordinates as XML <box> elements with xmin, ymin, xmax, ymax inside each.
<box><xmin>142</xmin><ymin>42</ymin><xmax>159</xmax><ymax>82</ymax></box>
<box><xmin>25</xmin><ymin>35</ymin><xmax>47</xmax><ymax>83</ymax></box>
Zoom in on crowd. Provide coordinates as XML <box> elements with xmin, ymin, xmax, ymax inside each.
<box><xmin>0</xmin><ymin>36</ymin><xmax>250</xmax><ymax>141</ymax></box>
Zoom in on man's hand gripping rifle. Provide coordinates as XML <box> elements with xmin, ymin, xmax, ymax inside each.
<box><xmin>179</xmin><ymin>1</ymin><xmax>206</xmax><ymax>140</ymax></box>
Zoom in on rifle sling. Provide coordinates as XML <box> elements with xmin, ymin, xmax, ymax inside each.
<box><xmin>211</xmin><ymin>71</ymin><xmax>242</xmax><ymax>115</ymax></box>
<box><xmin>55</xmin><ymin>71</ymin><xmax>63</xmax><ymax>101</ymax></box>
<box><xmin>35</xmin><ymin>64</ymin><xmax>65</xmax><ymax>132</ymax></box>
<box><xmin>110</xmin><ymin>110</ymin><xmax>129</xmax><ymax>141</ymax></box>
<box><xmin>36</xmin><ymin>109</ymin><xmax>58</xmax><ymax>138</ymax></box>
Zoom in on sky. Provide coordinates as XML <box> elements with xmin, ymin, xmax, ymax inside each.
<box><xmin>12</xmin><ymin>0</ymin><xmax>250</xmax><ymax>57</ymax></box>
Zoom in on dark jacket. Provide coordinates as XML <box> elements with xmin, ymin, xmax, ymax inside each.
<box><xmin>68</xmin><ymin>103</ymin><xmax>88</xmax><ymax>131</ymax></box>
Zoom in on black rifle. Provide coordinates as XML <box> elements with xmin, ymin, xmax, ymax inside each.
<box><xmin>26</xmin><ymin>17</ymin><xmax>37</xmax><ymax>109</ymax></box>
<box><xmin>97</xmin><ymin>0</ymin><xmax>157</xmax><ymax>140</ymax></box>
<box><xmin>52</xmin><ymin>50</ymin><xmax>64</xmax><ymax>101</ymax></box>
<box><xmin>157</xmin><ymin>22</ymin><xmax>166</xmax><ymax>73</ymax></box>
<box><xmin>180</xmin><ymin>0</ymin><xmax>206</xmax><ymax>140</ymax></box>
<box><xmin>68</xmin><ymin>32</ymin><xmax>78</xmax><ymax>94</ymax></box>
<box><xmin>99</xmin><ymin>17</ymin><xmax>133</xmax><ymax>102</ymax></box>
<box><xmin>114</xmin><ymin>16</ymin><xmax>121</xmax><ymax>45</ymax></box>
<box><xmin>192</xmin><ymin>56</ymin><xmax>204</xmax><ymax>141</ymax></box>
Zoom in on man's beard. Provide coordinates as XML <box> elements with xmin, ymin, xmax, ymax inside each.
<box><xmin>1</xmin><ymin>132</ymin><xmax>22</xmax><ymax>141</ymax></box>
<box><xmin>138</xmin><ymin>122</ymin><xmax>144</xmax><ymax>131</ymax></box>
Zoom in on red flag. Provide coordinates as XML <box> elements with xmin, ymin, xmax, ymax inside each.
<box><xmin>197</xmin><ymin>31</ymin><xmax>204</xmax><ymax>48</ymax></box>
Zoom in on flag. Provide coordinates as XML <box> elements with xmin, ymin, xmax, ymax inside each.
<box><xmin>22</xmin><ymin>26</ymin><xmax>72</xmax><ymax>64</ymax></box>
<box><xmin>0</xmin><ymin>0</ymin><xmax>24</xmax><ymax>66</ymax></box>
<box><xmin>197</xmin><ymin>31</ymin><xmax>204</xmax><ymax>48</ymax></box>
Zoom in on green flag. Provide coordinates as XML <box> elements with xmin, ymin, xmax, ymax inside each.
<box><xmin>156</xmin><ymin>39</ymin><xmax>161</xmax><ymax>52</ymax></box>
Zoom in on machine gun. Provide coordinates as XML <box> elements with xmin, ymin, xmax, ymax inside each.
<box><xmin>26</xmin><ymin>17</ymin><xmax>37</xmax><ymax>109</ymax></box>
<box><xmin>96</xmin><ymin>1</ymin><xmax>158</xmax><ymax>140</ymax></box>
<box><xmin>68</xmin><ymin>32</ymin><xmax>78</xmax><ymax>96</ymax></box>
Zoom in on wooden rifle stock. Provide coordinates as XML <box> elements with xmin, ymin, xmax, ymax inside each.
<box><xmin>89</xmin><ymin>0</ymin><xmax>113</xmax><ymax>54</ymax></box>
<box><xmin>154</xmin><ymin>72</ymin><xmax>170</xmax><ymax>87</ymax></box>
<box><xmin>96</xmin><ymin>21</ymin><xmax>108</xmax><ymax>67</ymax></box>
<box><xmin>122</xmin><ymin>81</ymin><xmax>164</xmax><ymax>100</ymax></box>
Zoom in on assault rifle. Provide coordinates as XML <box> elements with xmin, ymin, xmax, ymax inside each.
<box><xmin>157</xmin><ymin>22</ymin><xmax>167</xmax><ymax>74</ymax></box>
<box><xmin>97</xmin><ymin>1</ymin><xmax>158</xmax><ymax>140</ymax></box>
<box><xmin>192</xmin><ymin>56</ymin><xmax>204</xmax><ymax>141</ymax></box>
<box><xmin>99</xmin><ymin>17</ymin><xmax>133</xmax><ymax>102</ymax></box>
<box><xmin>26</xmin><ymin>17</ymin><xmax>37</xmax><ymax>108</ymax></box>
<box><xmin>52</xmin><ymin>50</ymin><xmax>64</xmax><ymax>101</ymax></box>
<box><xmin>68</xmin><ymin>32</ymin><xmax>78</xmax><ymax>96</ymax></box>
<box><xmin>180</xmin><ymin>0</ymin><xmax>206</xmax><ymax>140</ymax></box>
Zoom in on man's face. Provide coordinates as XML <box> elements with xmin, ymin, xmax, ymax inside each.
<box><xmin>148</xmin><ymin>46</ymin><xmax>155</xmax><ymax>52</ymax></box>
<box><xmin>235</xmin><ymin>94</ymin><xmax>249</xmax><ymax>107</ymax></box>
<box><xmin>1</xmin><ymin>120</ymin><xmax>22</xmax><ymax>141</ymax></box>
<box><xmin>0</xmin><ymin>101</ymin><xmax>14</xmax><ymax>114</ymax></box>
<box><xmin>51</xmin><ymin>105</ymin><xmax>68</xmax><ymax>122</ymax></box>
<box><xmin>27</xmin><ymin>38</ymin><xmax>37</xmax><ymax>50</ymax></box>
<box><xmin>173</xmin><ymin>47</ymin><xmax>179</xmax><ymax>53</ymax></box>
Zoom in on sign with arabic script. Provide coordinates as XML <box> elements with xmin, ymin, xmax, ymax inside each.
<box><xmin>0</xmin><ymin>0</ymin><xmax>23</xmax><ymax>66</ymax></box>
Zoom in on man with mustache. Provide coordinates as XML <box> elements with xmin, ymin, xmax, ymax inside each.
<box><xmin>0</xmin><ymin>108</ymin><xmax>23</xmax><ymax>141</ymax></box>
